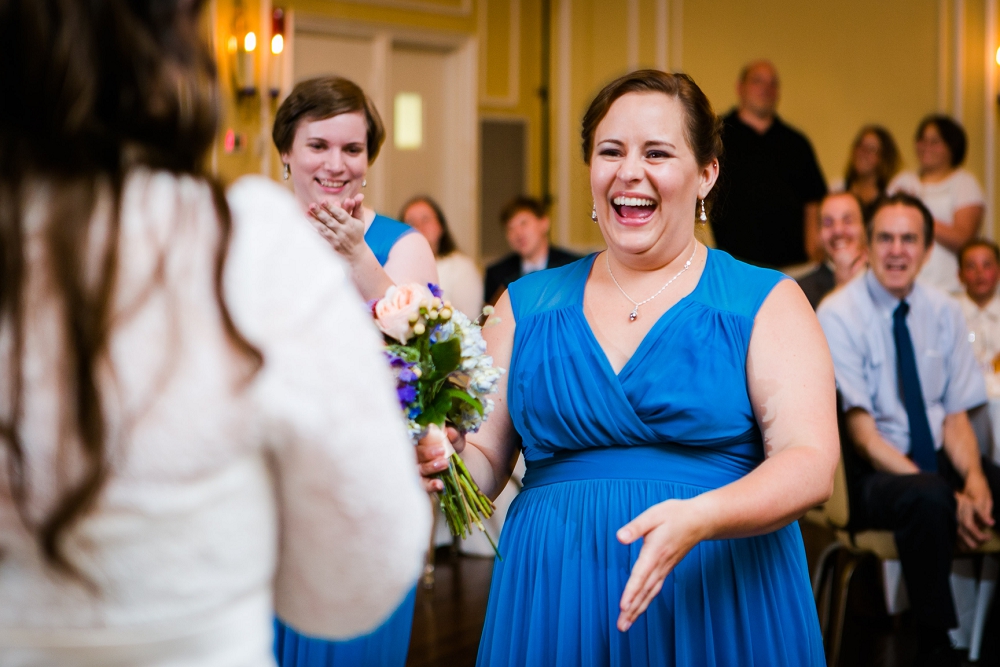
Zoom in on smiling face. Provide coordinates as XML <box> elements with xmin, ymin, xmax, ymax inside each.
<box><xmin>504</xmin><ymin>209</ymin><xmax>550</xmax><ymax>261</ymax></box>
<box><xmin>869</xmin><ymin>203</ymin><xmax>930</xmax><ymax>299</ymax></box>
<box><xmin>959</xmin><ymin>245</ymin><xmax>1000</xmax><ymax>304</ymax></box>
<box><xmin>819</xmin><ymin>193</ymin><xmax>865</xmax><ymax>260</ymax></box>
<box><xmin>852</xmin><ymin>132</ymin><xmax>882</xmax><ymax>179</ymax></box>
<box><xmin>589</xmin><ymin>91</ymin><xmax>717</xmax><ymax>260</ymax></box>
<box><xmin>916</xmin><ymin>123</ymin><xmax>952</xmax><ymax>174</ymax></box>
<box><xmin>402</xmin><ymin>200</ymin><xmax>443</xmax><ymax>255</ymax></box>
<box><xmin>281</xmin><ymin>111</ymin><xmax>369</xmax><ymax>213</ymax></box>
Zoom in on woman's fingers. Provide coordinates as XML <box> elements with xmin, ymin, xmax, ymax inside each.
<box><xmin>444</xmin><ymin>425</ymin><xmax>467</xmax><ymax>454</ymax></box>
<box><xmin>617</xmin><ymin>504</ymin><xmax>660</xmax><ymax>545</ymax></box>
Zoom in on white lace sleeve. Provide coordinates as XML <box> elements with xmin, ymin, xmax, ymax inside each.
<box><xmin>225</xmin><ymin>177</ymin><xmax>430</xmax><ymax>639</ymax></box>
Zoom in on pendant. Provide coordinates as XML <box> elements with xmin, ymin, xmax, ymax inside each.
<box><xmin>629</xmin><ymin>308</ymin><xmax>638</xmax><ymax>322</ymax></box>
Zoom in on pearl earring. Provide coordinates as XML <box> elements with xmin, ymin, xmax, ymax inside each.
<box><xmin>362</xmin><ymin>179</ymin><xmax>367</xmax><ymax>188</ymax></box>
<box><xmin>591</xmin><ymin>203</ymin><xmax>598</xmax><ymax>222</ymax></box>
<box><xmin>282</xmin><ymin>163</ymin><xmax>290</xmax><ymax>181</ymax></box>
<box><xmin>699</xmin><ymin>199</ymin><xmax>707</xmax><ymax>222</ymax></box>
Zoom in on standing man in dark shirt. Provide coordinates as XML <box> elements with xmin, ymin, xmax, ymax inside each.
<box><xmin>484</xmin><ymin>196</ymin><xmax>581</xmax><ymax>305</ymax></box>
<box><xmin>712</xmin><ymin>60</ymin><xmax>827</xmax><ymax>269</ymax></box>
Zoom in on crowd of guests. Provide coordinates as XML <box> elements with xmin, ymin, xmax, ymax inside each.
<box><xmin>0</xmin><ymin>2</ymin><xmax>996</xmax><ymax>666</ymax></box>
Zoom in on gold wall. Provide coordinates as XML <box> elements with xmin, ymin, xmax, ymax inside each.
<box><xmin>211</xmin><ymin>0</ymin><xmax>1000</xmax><ymax>250</ymax></box>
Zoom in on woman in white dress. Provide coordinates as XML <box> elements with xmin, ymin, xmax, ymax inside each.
<box><xmin>889</xmin><ymin>115</ymin><xmax>985</xmax><ymax>293</ymax></box>
<box><xmin>0</xmin><ymin>2</ymin><xmax>430</xmax><ymax>665</ymax></box>
<box><xmin>399</xmin><ymin>196</ymin><xmax>484</xmax><ymax>319</ymax></box>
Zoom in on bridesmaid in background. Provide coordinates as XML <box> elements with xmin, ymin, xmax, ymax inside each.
<box><xmin>417</xmin><ymin>70</ymin><xmax>838</xmax><ymax>665</ymax></box>
<box><xmin>273</xmin><ymin>76</ymin><xmax>437</xmax><ymax>300</ymax></box>
<box><xmin>272</xmin><ymin>77</ymin><xmax>436</xmax><ymax>667</ymax></box>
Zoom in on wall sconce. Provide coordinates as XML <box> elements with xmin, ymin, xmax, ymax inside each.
<box><xmin>269</xmin><ymin>8</ymin><xmax>285</xmax><ymax>98</ymax></box>
<box><xmin>229</xmin><ymin>2</ymin><xmax>257</xmax><ymax>99</ymax></box>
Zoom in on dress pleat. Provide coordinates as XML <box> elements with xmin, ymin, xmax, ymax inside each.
<box><xmin>478</xmin><ymin>251</ymin><xmax>825</xmax><ymax>666</ymax></box>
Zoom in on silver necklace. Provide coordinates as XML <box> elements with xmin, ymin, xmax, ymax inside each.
<box><xmin>606</xmin><ymin>246</ymin><xmax>697</xmax><ymax>322</ymax></box>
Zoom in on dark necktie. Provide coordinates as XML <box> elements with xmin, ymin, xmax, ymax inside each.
<box><xmin>892</xmin><ymin>300</ymin><xmax>937</xmax><ymax>472</ymax></box>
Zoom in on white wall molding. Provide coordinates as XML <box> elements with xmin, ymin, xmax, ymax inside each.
<box><xmin>655</xmin><ymin>0</ymin><xmax>669</xmax><ymax>72</ymax></box>
<box><xmin>627</xmin><ymin>0</ymin><xmax>640</xmax><ymax>71</ymax></box>
<box><xmin>479</xmin><ymin>0</ymin><xmax>522</xmax><ymax>107</ymax></box>
<box><xmin>954</xmin><ymin>0</ymin><xmax>966</xmax><ymax>122</ymax></box>
<box><xmin>325</xmin><ymin>0</ymin><xmax>473</xmax><ymax>17</ymax></box>
<box><xmin>938</xmin><ymin>0</ymin><xmax>949</xmax><ymax>112</ymax></box>
<box><xmin>556</xmin><ymin>0</ymin><xmax>572</xmax><ymax>246</ymax></box>
<box><xmin>985</xmin><ymin>0</ymin><xmax>997</xmax><ymax>238</ymax></box>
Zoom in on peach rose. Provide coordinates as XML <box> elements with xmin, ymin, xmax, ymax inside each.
<box><xmin>374</xmin><ymin>283</ymin><xmax>434</xmax><ymax>343</ymax></box>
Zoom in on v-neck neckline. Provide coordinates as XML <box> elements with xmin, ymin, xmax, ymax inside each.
<box><xmin>579</xmin><ymin>248</ymin><xmax>713</xmax><ymax>380</ymax></box>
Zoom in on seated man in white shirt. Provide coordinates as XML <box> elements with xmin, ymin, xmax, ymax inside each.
<box><xmin>817</xmin><ymin>193</ymin><xmax>1000</xmax><ymax>667</ymax></box>
<box><xmin>958</xmin><ymin>239</ymin><xmax>1000</xmax><ymax>375</ymax></box>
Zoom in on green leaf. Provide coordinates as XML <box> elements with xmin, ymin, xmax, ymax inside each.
<box><xmin>429</xmin><ymin>338</ymin><xmax>461</xmax><ymax>379</ymax></box>
<box><xmin>442</xmin><ymin>387</ymin><xmax>484</xmax><ymax>415</ymax></box>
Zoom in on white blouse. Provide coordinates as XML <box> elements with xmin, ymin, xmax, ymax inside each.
<box><xmin>436</xmin><ymin>252</ymin><xmax>484</xmax><ymax>319</ymax></box>
<box><xmin>0</xmin><ymin>172</ymin><xmax>430</xmax><ymax>666</ymax></box>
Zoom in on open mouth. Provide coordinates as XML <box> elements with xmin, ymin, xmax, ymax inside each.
<box><xmin>611</xmin><ymin>195</ymin><xmax>657</xmax><ymax>222</ymax></box>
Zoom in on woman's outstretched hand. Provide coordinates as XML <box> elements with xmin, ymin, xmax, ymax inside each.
<box><xmin>615</xmin><ymin>498</ymin><xmax>710</xmax><ymax>632</ymax></box>
<box><xmin>308</xmin><ymin>195</ymin><xmax>366</xmax><ymax>260</ymax></box>
<box><xmin>414</xmin><ymin>425</ymin><xmax>466</xmax><ymax>494</ymax></box>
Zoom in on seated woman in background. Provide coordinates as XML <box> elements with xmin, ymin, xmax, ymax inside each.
<box><xmin>835</xmin><ymin>125</ymin><xmax>900</xmax><ymax>221</ymax></box>
<box><xmin>0</xmin><ymin>1</ymin><xmax>430</xmax><ymax>665</ymax></box>
<box><xmin>273</xmin><ymin>77</ymin><xmax>438</xmax><ymax>301</ymax></box>
<box><xmin>889</xmin><ymin>115</ymin><xmax>985</xmax><ymax>294</ymax></box>
<box><xmin>399</xmin><ymin>195</ymin><xmax>484</xmax><ymax>318</ymax></box>
<box><xmin>272</xmin><ymin>77</ymin><xmax>438</xmax><ymax>667</ymax></box>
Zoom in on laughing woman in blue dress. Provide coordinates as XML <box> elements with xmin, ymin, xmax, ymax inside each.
<box><xmin>417</xmin><ymin>70</ymin><xmax>839</xmax><ymax>666</ymax></box>
<box><xmin>271</xmin><ymin>76</ymin><xmax>438</xmax><ymax>666</ymax></box>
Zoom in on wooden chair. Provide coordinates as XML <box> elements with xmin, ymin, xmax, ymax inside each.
<box><xmin>812</xmin><ymin>410</ymin><xmax>1000</xmax><ymax>665</ymax></box>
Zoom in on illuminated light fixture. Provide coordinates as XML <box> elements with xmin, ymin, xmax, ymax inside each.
<box><xmin>268</xmin><ymin>8</ymin><xmax>286</xmax><ymax>98</ymax></box>
<box><xmin>394</xmin><ymin>93</ymin><xmax>422</xmax><ymax>150</ymax></box>
<box><xmin>230</xmin><ymin>2</ymin><xmax>257</xmax><ymax>98</ymax></box>
<box><xmin>244</xmin><ymin>31</ymin><xmax>257</xmax><ymax>52</ymax></box>
<box><xmin>227</xmin><ymin>35</ymin><xmax>238</xmax><ymax>54</ymax></box>
<box><xmin>996</xmin><ymin>46</ymin><xmax>1000</xmax><ymax>66</ymax></box>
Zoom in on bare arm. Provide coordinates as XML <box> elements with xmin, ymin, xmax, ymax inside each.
<box><xmin>416</xmin><ymin>290</ymin><xmax>521</xmax><ymax>499</ymax></box>
<box><xmin>308</xmin><ymin>199</ymin><xmax>438</xmax><ymax>301</ymax></box>
<box><xmin>615</xmin><ymin>280</ymin><xmax>839</xmax><ymax>630</ymax></box>
<box><xmin>933</xmin><ymin>205</ymin><xmax>983</xmax><ymax>253</ymax></box>
<box><xmin>845</xmin><ymin>408</ymin><xmax>920</xmax><ymax>475</ymax></box>
<box><xmin>804</xmin><ymin>202</ymin><xmax>823</xmax><ymax>263</ymax></box>
<box><xmin>383</xmin><ymin>232</ymin><xmax>439</xmax><ymax>287</ymax></box>
<box><xmin>942</xmin><ymin>410</ymin><xmax>995</xmax><ymax>547</ymax></box>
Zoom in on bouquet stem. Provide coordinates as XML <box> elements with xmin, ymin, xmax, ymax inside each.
<box><xmin>435</xmin><ymin>453</ymin><xmax>500</xmax><ymax>558</ymax></box>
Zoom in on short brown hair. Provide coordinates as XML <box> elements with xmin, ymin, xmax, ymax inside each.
<box><xmin>500</xmin><ymin>196</ymin><xmax>548</xmax><ymax>226</ymax></box>
<box><xmin>959</xmin><ymin>238</ymin><xmax>1000</xmax><ymax>265</ymax></box>
<box><xmin>868</xmin><ymin>193</ymin><xmax>935</xmax><ymax>249</ymax></box>
<box><xmin>581</xmin><ymin>70</ymin><xmax>722</xmax><ymax>172</ymax></box>
<box><xmin>273</xmin><ymin>76</ymin><xmax>385</xmax><ymax>164</ymax></box>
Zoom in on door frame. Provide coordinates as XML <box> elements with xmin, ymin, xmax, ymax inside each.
<box><xmin>291</xmin><ymin>14</ymin><xmax>481</xmax><ymax>261</ymax></box>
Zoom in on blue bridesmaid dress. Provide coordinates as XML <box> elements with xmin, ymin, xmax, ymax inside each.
<box><xmin>477</xmin><ymin>249</ymin><xmax>825</xmax><ymax>666</ymax></box>
<box><xmin>274</xmin><ymin>214</ymin><xmax>420</xmax><ymax>667</ymax></box>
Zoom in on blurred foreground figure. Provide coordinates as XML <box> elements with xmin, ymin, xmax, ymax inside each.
<box><xmin>0</xmin><ymin>2</ymin><xmax>429</xmax><ymax>665</ymax></box>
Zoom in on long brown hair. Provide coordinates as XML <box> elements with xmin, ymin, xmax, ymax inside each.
<box><xmin>843</xmin><ymin>125</ymin><xmax>901</xmax><ymax>193</ymax></box>
<box><xmin>0</xmin><ymin>0</ymin><xmax>261</xmax><ymax>580</ymax></box>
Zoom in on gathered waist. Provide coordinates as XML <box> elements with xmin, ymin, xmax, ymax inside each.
<box><xmin>521</xmin><ymin>444</ymin><xmax>759</xmax><ymax>491</ymax></box>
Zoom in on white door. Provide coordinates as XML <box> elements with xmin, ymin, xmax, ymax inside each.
<box><xmin>290</xmin><ymin>19</ymin><xmax>478</xmax><ymax>260</ymax></box>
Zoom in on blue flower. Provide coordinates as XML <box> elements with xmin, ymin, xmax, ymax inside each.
<box><xmin>398</xmin><ymin>367</ymin><xmax>418</xmax><ymax>383</ymax></box>
<box><xmin>397</xmin><ymin>384</ymin><xmax>418</xmax><ymax>407</ymax></box>
<box><xmin>428</xmin><ymin>283</ymin><xmax>443</xmax><ymax>298</ymax></box>
<box><xmin>408</xmin><ymin>405</ymin><xmax>423</xmax><ymax>419</ymax></box>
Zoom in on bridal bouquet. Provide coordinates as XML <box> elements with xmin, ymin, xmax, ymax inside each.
<box><xmin>373</xmin><ymin>283</ymin><xmax>503</xmax><ymax>555</ymax></box>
